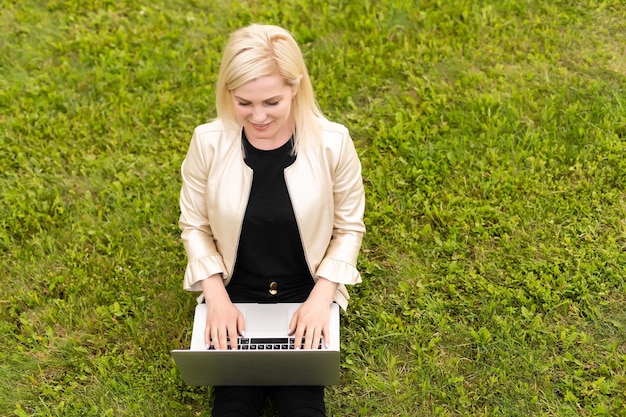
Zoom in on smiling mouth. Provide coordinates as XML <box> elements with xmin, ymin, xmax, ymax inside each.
<box><xmin>251</xmin><ymin>122</ymin><xmax>271</xmax><ymax>129</ymax></box>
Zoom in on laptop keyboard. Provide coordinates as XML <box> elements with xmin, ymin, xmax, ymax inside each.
<box><xmin>207</xmin><ymin>337</ymin><xmax>323</xmax><ymax>350</ymax></box>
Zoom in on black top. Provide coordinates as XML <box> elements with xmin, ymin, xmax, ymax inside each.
<box><xmin>226</xmin><ymin>132</ymin><xmax>315</xmax><ymax>303</ymax></box>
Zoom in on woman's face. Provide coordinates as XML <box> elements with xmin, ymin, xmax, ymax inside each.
<box><xmin>231</xmin><ymin>72</ymin><xmax>296</xmax><ymax>149</ymax></box>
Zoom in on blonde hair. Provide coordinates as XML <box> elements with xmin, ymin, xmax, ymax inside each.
<box><xmin>215</xmin><ymin>24</ymin><xmax>324</xmax><ymax>153</ymax></box>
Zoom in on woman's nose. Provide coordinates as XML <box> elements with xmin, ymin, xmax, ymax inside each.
<box><xmin>251</xmin><ymin>107</ymin><xmax>266</xmax><ymax>122</ymax></box>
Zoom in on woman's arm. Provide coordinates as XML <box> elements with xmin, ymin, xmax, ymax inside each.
<box><xmin>315</xmin><ymin>126</ymin><xmax>366</xmax><ymax>285</ymax></box>
<box><xmin>179</xmin><ymin>127</ymin><xmax>229</xmax><ymax>291</ymax></box>
<box><xmin>180</xmin><ymin>128</ymin><xmax>243</xmax><ymax>350</ymax></box>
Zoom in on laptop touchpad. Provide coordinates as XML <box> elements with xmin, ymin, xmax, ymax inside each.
<box><xmin>245</xmin><ymin>304</ymin><xmax>290</xmax><ymax>336</ymax></box>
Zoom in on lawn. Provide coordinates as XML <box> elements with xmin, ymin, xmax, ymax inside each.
<box><xmin>1</xmin><ymin>0</ymin><xmax>625</xmax><ymax>416</ymax></box>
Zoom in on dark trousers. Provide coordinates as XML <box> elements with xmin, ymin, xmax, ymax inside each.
<box><xmin>212</xmin><ymin>385</ymin><xmax>326</xmax><ymax>417</ymax></box>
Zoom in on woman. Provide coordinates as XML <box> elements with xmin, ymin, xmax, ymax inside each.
<box><xmin>179</xmin><ymin>24</ymin><xmax>365</xmax><ymax>417</ymax></box>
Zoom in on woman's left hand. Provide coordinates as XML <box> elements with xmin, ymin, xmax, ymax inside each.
<box><xmin>289</xmin><ymin>277</ymin><xmax>338</xmax><ymax>349</ymax></box>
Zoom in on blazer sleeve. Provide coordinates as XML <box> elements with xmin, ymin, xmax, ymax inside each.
<box><xmin>179</xmin><ymin>128</ymin><xmax>228</xmax><ymax>292</ymax></box>
<box><xmin>315</xmin><ymin>128</ymin><xmax>366</xmax><ymax>285</ymax></box>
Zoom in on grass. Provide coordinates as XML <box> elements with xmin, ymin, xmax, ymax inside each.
<box><xmin>1</xmin><ymin>0</ymin><xmax>625</xmax><ymax>415</ymax></box>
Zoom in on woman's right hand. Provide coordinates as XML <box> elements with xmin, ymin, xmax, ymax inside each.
<box><xmin>201</xmin><ymin>274</ymin><xmax>245</xmax><ymax>350</ymax></box>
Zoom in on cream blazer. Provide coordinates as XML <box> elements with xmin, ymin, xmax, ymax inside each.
<box><xmin>179</xmin><ymin>118</ymin><xmax>365</xmax><ymax>309</ymax></box>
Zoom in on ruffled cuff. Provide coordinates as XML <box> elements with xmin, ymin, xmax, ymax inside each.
<box><xmin>182</xmin><ymin>255</ymin><xmax>228</xmax><ymax>292</ymax></box>
<box><xmin>315</xmin><ymin>258</ymin><xmax>362</xmax><ymax>285</ymax></box>
<box><xmin>334</xmin><ymin>285</ymin><xmax>350</xmax><ymax>311</ymax></box>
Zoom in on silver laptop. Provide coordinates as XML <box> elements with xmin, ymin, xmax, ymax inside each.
<box><xmin>171</xmin><ymin>302</ymin><xmax>341</xmax><ymax>386</ymax></box>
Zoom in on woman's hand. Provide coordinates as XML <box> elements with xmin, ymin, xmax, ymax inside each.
<box><xmin>289</xmin><ymin>277</ymin><xmax>338</xmax><ymax>349</ymax></box>
<box><xmin>201</xmin><ymin>274</ymin><xmax>245</xmax><ymax>350</ymax></box>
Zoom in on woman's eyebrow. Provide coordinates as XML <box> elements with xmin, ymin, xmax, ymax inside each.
<box><xmin>234</xmin><ymin>95</ymin><xmax>284</xmax><ymax>102</ymax></box>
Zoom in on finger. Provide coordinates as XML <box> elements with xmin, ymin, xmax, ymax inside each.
<box><xmin>288</xmin><ymin>311</ymin><xmax>299</xmax><ymax>336</ymax></box>
<box><xmin>237</xmin><ymin>313</ymin><xmax>246</xmax><ymax>337</ymax></box>
<box><xmin>228</xmin><ymin>324</ymin><xmax>238</xmax><ymax>350</ymax></box>
<box><xmin>313</xmin><ymin>327</ymin><xmax>323</xmax><ymax>350</ymax></box>
<box><xmin>205</xmin><ymin>311</ymin><xmax>213</xmax><ymax>349</ymax></box>
<box><xmin>228</xmin><ymin>313</ymin><xmax>245</xmax><ymax>351</ymax></box>
<box><xmin>288</xmin><ymin>311</ymin><xmax>303</xmax><ymax>349</ymax></box>
<box><xmin>321</xmin><ymin>324</ymin><xmax>330</xmax><ymax>349</ymax></box>
<box><xmin>217</xmin><ymin>326</ymin><xmax>229</xmax><ymax>351</ymax></box>
<box><xmin>210</xmin><ymin>326</ymin><xmax>220</xmax><ymax>350</ymax></box>
<box><xmin>303</xmin><ymin>326</ymin><xmax>316</xmax><ymax>350</ymax></box>
<box><xmin>293</xmin><ymin>322</ymin><xmax>305</xmax><ymax>350</ymax></box>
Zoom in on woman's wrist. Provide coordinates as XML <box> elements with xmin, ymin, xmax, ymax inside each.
<box><xmin>200</xmin><ymin>274</ymin><xmax>231</xmax><ymax>306</ymax></box>
<box><xmin>308</xmin><ymin>277</ymin><xmax>339</xmax><ymax>305</ymax></box>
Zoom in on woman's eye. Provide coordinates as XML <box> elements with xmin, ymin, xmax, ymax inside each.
<box><xmin>237</xmin><ymin>101</ymin><xmax>279</xmax><ymax>107</ymax></box>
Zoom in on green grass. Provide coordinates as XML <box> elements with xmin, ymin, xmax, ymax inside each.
<box><xmin>1</xmin><ymin>0</ymin><xmax>625</xmax><ymax>415</ymax></box>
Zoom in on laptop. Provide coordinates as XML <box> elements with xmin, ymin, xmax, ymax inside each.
<box><xmin>171</xmin><ymin>302</ymin><xmax>341</xmax><ymax>386</ymax></box>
